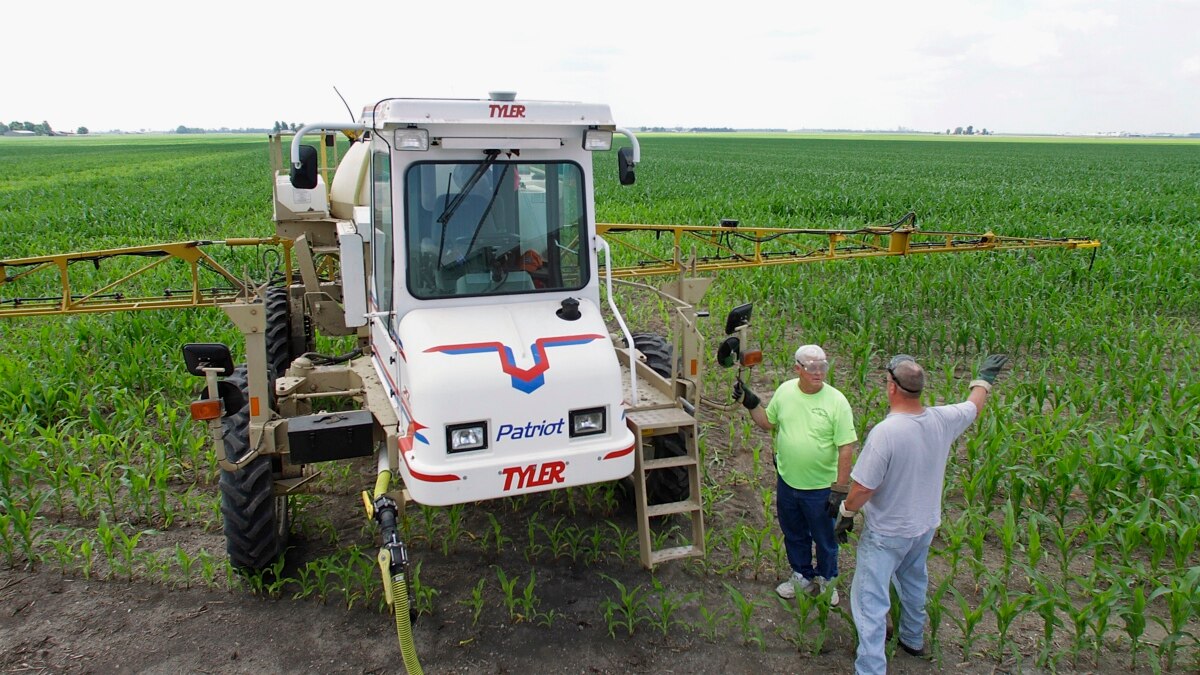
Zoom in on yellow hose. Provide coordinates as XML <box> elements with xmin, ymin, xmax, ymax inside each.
<box><xmin>392</xmin><ymin>576</ymin><xmax>423</xmax><ymax>675</ymax></box>
<box><xmin>371</xmin><ymin>468</ymin><xmax>420</xmax><ymax>672</ymax></box>
<box><xmin>374</xmin><ymin>470</ymin><xmax>391</xmax><ymax>500</ymax></box>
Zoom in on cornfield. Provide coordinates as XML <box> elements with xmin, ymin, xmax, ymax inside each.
<box><xmin>1</xmin><ymin>133</ymin><xmax>1197</xmax><ymax>670</ymax></box>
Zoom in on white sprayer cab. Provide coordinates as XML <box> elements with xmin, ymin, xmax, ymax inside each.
<box><xmin>359</xmin><ymin>95</ymin><xmax>635</xmax><ymax>505</ymax></box>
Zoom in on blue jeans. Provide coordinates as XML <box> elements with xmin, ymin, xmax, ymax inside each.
<box><xmin>850</xmin><ymin>525</ymin><xmax>936</xmax><ymax>675</ymax></box>
<box><xmin>775</xmin><ymin>476</ymin><xmax>838</xmax><ymax>580</ymax></box>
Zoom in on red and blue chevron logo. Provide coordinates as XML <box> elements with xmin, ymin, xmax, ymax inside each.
<box><xmin>425</xmin><ymin>334</ymin><xmax>605</xmax><ymax>393</ymax></box>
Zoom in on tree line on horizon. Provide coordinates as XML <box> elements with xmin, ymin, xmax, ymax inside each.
<box><xmin>2</xmin><ymin>120</ymin><xmax>89</xmax><ymax>135</ymax></box>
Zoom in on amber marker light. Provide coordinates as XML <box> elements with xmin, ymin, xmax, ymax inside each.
<box><xmin>740</xmin><ymin>350</ymin><xmax>763</xmax><ymax>367</ymax></box>
<box><xmin>190</xmin><ymin>399</ymin><xmax>222</xmax><ymax>421</ymax></box>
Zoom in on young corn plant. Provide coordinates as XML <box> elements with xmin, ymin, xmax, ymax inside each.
<box><xmin>723</xmin><ymin>582</ymin><xmax>764</xmax><ymax>650</ymax></box>
<box><xmin>1149</xmin><ymin>569</ymin><xmax>1200</xmax><ymax>672</ymax></box>
<box><xmin>523</xmin><ymin>513</ymin><xmax>545</xmax><ymax>561</ymax></box>
<box><xmin>441</xmin><ymin>504</ymin><xmax>466</xmax><ymax>556</ymax></box>
<box><xmin>0</xmin><ymin>512</ymin><xmax>16</xmax><ymax>568</ymax></box>
<box><xmin>49</xmin><ymin>538</ymin><xmax>76</xmax><ymax>575</ymax></box>
<box><xmin>948</xmin><ymin>585</ymin><xmax>990</xmax><ymax>661</ymax></box>
<box><xmin>78</xmin><ymin>538</ymin><xmax>95</xmax><ymax>581</ymax></box>
<box><xmin>457</xmin><ymin>577</ymin><xmax>487</xmax><ymax>626</ymax></box>
<box><xmin>606</xmin><ymin>520</ymin><xmax>638</xmax><ymax>562</ymax></box>
<box><xmin>114</xmin><ymin>525</ymin><xmax>144</xmax><ymax>581</ymax></box>
<box><xmin>174</xmin><ymin>544</ymin><xmax>197</xmax><ymax>589</ymax></box>
<box><xmin>1026</xmin><ymin>572</ymin><xmax>1067</xmax><ymax>669</ymax></box>
<box><xmin>408</xmin><ymin>560</ymin><xmax>438</xmax><ymax>617</ymax></box>
<box><xmin>1121</xmin><ymin>584</ymin><xmax>1148</xmax><ymax>671</ymax></box>
<box><xmin>515</xmin><ymin>571</ymin><xmax>547</xmax><ymax>624</ymax></box>
<box><xmin>646</xmin><ymin>576</ymin><xmax>697</xmax><ymax>637</ymax></box>
<box><xmin>494</xmin><ymin>566</ymin><xmax>521</xmax><ymax>622</ymax></box>
<box><xmin>196</xmin><ymin>551</ymin><xmax>220</xmax><ymax>589</ymax></box>
<box><xmin>480</xmin><ymin>512</ymin><xmax>511</xmax><ymax>556</ymax></box>
<box><xmin>417</xmin><ymin>504</ymin><xmax>441</xmax><ymax>550</ymax></box>
<box><xmin>777</xmin><ymin>591</ymin><xmax>819</xmax><ymax>653</ymax></box>
<box><xmin>696</xmin><ymin>596</ymin><xmax>733</xmax><ymax>642</ymax></box>
<box><xmin>987</xmin><ymin>571</ymin><xmax>1030</xmax><ymax>663</ymax></box>
<box><xmin>264</xmin><ymin>555</ymin><xmax>292</xmax><ymax>600</ymax></box>
<box><xmin>292</xmin><ymin>562</ymin><xmax>315</xmax><ymax>601</ymax></box>
<box><xmin>598</xmin><ymin>574</ymin><xmax>650</xmax><ymax>638</ymax></box>
<box><xmin>3</xmin><ymin>492</ymin><xmax>47</xmax><ymax>568</ymax></box>
<box><xmin>925</xmin><ymin>574</ymin><xmax>956</xmax><ymax>666</ymax></box>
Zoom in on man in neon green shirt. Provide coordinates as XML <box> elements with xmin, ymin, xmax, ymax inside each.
<box><xmin>735</xmin><ymin>344</ymin><xmax>857</xmax><ymax>605</ymax></box>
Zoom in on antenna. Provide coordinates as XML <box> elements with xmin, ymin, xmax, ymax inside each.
<box><xmin>333</xmin><ymin>86</ymin><xmax>355</xmax><ymax>122</ymax></box>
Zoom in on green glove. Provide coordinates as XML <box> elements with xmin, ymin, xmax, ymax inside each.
<box><xmin>733</xmin><ymin>381</ymin><xmax>760</xmax><ymax>410</ymax></box>
<box><xmin>978</xmin><ymin>354</ymin><xmax>1009</xmax><ymax>384</ymax></box>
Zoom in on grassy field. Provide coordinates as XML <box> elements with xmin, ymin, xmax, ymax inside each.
<box><xmin>1</xmin><ymin>133</ymin><xmax>1198</xmax><ymax>670</ymax></box>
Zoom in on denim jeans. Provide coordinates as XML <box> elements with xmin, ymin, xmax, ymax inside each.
<box><xmin>775</xmin><ymin>476</ymin><xmax>838</xmax><ymax>580</ymax></box>
<box><xmin>850</xmin><ymin>525</ymin><xmax>936</xmax><ymax>675</ymax></box>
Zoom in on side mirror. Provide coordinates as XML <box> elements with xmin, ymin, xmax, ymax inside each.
<box><xmin>724</xmin><ymin>303</ymin><xmax>753</xmax><ymax>335</ymax></box>
<box><xmin>717</xmin><ymin>336</ymin><xmax>740</xmax><ymax>368</ymax></box>
<box><xmin>290</xmin><ymin>144</ymin><xmax>319</xmax><ymax>189</ymax></box>
<box><xmin>618</xmin><ymin>147</ymin><xmax>636</xmax><ymax>186</ymax></box>
<box><xmin>214</xmin><ymin>379</ymin><xmax>246</xmax><ymax>418</ymax></box>
<box><xmin>182</xmin><ymin>343</ymin><xmax>235</xmax><ymax>376</ymax></box>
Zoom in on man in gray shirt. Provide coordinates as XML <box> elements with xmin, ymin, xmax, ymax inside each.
<box><xmin>836</xmin><ymin>353</ymin><xmax>1008</xmax><ymax>675</ymax></box>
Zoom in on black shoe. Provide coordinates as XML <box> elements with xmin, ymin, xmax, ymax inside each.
<box><xmin>885</xmin><ymin>628</ymin><xmax>927</xmax><ymax>658</ymax></box>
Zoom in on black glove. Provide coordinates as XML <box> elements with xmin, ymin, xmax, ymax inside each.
<box><xmin>978</xmin><ymin>354</ymin><xmax>1009</xmax><ymax>384</ymax></box>
<box><xmin>732</xmin><ymin>381</ymin><xmax>760</xmax><ymax>410</ymax></box>
<box><xmin>834</xmin><ymin>512</ymin><xmax>855</xmax><ymax>544</ymax></box>
<box><xmin>827</xmin><ymin>485</ymin><xmax>848</xmax><ymax>519</ymax></box>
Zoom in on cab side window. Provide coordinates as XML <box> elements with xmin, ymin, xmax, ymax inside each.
<box><xmin>372</xmin><ymin>151</ymin><xmax>394</xmax><ymax>315</ymax></box>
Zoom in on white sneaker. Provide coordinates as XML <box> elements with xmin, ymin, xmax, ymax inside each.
<box><xmin>814</xmin><ymin>576</ymin><xmax>840</xmax><ymax>606</ymax></box>
<box><xmin>775</xmin><ymin>573</ymin><xmax>813</xmax><ymax>599</ymax></box>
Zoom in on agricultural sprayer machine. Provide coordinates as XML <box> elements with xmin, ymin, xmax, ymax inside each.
<box><xmin>0</xmin><ymin>92</ymin><xmax>1099</xmax><ymax>670</ymax></box>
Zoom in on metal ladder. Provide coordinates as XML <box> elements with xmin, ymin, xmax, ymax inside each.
<box><xmin>626</xmin><ymin>407</ymin><xmax>704</xmax><ymax>569</ymax></box>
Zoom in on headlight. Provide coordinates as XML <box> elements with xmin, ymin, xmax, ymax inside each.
<box><xmin>447</xmin><ymin>422</ymin><xmax>488</xmax><ymax>453</ymax></box>
<box><xmin>395</xmin><ymin>127</ymin><xmax>430</xmax><ymax>151</ymax></box>
<box><xmin>569</xmin><ymin>407</ymin><xmax>606</xmax><ymax>438</ymax></box>
<box><xmin>582</xmin><ymin>129</ymin><xmax>613</xmax><ymax>151</ymax></box>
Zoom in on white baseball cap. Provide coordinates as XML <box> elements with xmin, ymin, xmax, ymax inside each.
<box><xmin>794</xmin><ymin>344</ymin><xmax>828</xmax><ymax>373</ymax></box>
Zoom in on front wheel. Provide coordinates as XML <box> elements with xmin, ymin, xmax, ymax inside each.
<box><xmin>646</xmin><ymin>432</ymin><xmax>690</xmax><ymax>505</ymax></box>
<box><xmin>218</xmin><ymin>367</ymin><xmax>288</xmax><ymax>571</ymax></box>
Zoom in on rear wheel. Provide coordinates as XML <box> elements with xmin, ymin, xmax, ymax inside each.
<box><xmin>265</xmin><ymin>286</ymin><xmax>293</xmax><ymax>379</ymax></box>
<box><xmin>218</xmin><ymin>367</ymin><xmax>288</xmax><ymax>571</ymax></box>
<box><xmin>630</xmin><ymin>332</ymin><xmax>674</xmax><ymax>379</ymax></box>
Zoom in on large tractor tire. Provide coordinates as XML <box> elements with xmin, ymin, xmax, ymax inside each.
<box><xmin>264</xmin><ymin>286</ymin><xmax>293</xmax><ymax>379</ymax></box>
<box><xmin>646</xmin><ymin>432</ymin><xmax>691</xmax><ymax>505</ymax></box>
<box><xmin>629</xmin><ymin>333</ymin><xmax>691</xmax><ymax>505</ymax></box>
<box><xmin>630</xmin><ymin>332</ymin><xmax>675</xmax><ymax>379</ymax></box>
<box><xmin>218</xmin><ymin>367</ymin><xmax>288</xmax><ymax>571</ymax></box>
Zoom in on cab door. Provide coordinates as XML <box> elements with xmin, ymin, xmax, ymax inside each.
<box><xmin>368</xmin><ymin>146</ymin><xmax>403</xmax><ymax>403</ymax></box>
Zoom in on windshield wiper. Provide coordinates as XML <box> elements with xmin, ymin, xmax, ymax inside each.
<box><xmin>436</xmin><ymin>150</ymin><xmax>501</xmax><ymax>226</ymax></box>
<box><xmin>438</xmin><ymin>164</ymin><xmax>511</xmax><ymax>272</ymax></box>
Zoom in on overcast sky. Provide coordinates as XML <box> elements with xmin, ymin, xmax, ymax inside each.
<box><xmin>4</xmin><ymin>0</ymin><xmax>1197</xmax><ymax>135</ymax></box>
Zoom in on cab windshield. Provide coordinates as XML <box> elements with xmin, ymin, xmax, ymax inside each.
<box><xmin>404</xmin><ymin>160</ymin><xmax>588</xmax><ymax>298</ymax></box>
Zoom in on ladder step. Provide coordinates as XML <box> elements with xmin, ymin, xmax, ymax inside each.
<box><xmin>649</xmin><ymin>545</ymin><xmax>700</xmax><ymax>565</ymax></box>
<box><xmin>643</xmin><ymin>455</ymin><xmax>697</xmax><ymax>470</ymax></box>
<box><xmin>626</xmin><ymin>407</ymin><xmax>696</xmax><ymax>432</ymax></box>
<box><xmin>646</xmin><ymin>498</ymin><xmax>702</xmax><ymax>518</ymax></box>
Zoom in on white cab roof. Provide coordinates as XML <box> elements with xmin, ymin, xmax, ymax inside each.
<box><xmin>361</xmin><ymin>97</ymin><xmax>615</xmax><ymax>129</ymax></box>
